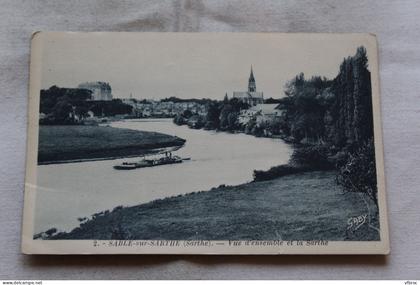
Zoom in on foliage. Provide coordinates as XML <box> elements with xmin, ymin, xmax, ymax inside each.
<box><xmin>336</xmin><ymin>139</ymin><xmax>378</xmax><ymax>205</ymax></box>
<box><xmin>289</xmin><ymin>144</ymin><xmax>334</xmax><ymax>170</ymax></box>
<box><xmin>264</xmin><ymin>97</ymin><xmax>282</xmax><ymax>104</ymax></box>
<box><xmin>219</xmin><ymin>105</ymin><xmax>234</xmax><ymax>130</ymax></box>
<box><xmin>88</xmin><ymin>99</ymin><xmax>132</xmax><ymax>117</ymax></box>
<box><xmin>39</xmin><ymin>86</ymin><xmax>132</xmax><ymax>124</ymax></box>
<box><xmin>182</xmin><ymin>109</ymin><xmax>193</xmax><ymax>118</ymax></box>
<box><xmin>161</xmin><ymin>96</ymin><xmax>211</xmax><ymax>105</ymax></box>
<box><xmin>173</xmin><ymin>114</ymin><xmax>185</xmax><ymax>125</ymax></box>
<box><xmin>175</xmin><ymin>97</ymin><xmax>249</xmax><ymax>131</ymax></box>
<box><xmin>45</xmin><ymin>228</ymin><xmax>57</xmax><ymax>236</ymax></box>
<box><xmin>330</xmin><ymin>46</ymin><xmax>373</xmax><ymax>147</ymax></box>
<box><xmin>173</xmin><ymin>109</ymin><xmax>195</xmax><ymax>126</ymax></box>
<box><xmin>253</xmin><ymin>164</ymin><xmax>311</xmax><ymax>182</ymax></box>
<box><xmin>277</xmin><ymin>46</ymin><xmax>373</xmax><ymax>148</ymax></box>
<box><xmin>205</xmin><ymin>101</ymin><xmax>221</xmax><ymax>128</ymax></box>
<box><xmin>187</xmin><ymin>115</ymin><xmax>205</xmax><ymax>129</ymax></box>
<box><xmin>277</xmin><ymin>74</ymin><xmax>333</xmax><ymax>143</ymax></box>
<box><xmin>40</xmin><ymin>86</ymin><xmax>93</xmax><ymax>124</ymax></box>
<box><xmin>274</xmin><ymin>47</ymin><xmax>377</xmax><ymax>203</ymax></box>
<box><xmin>268</xmin><ymin>47</ymin><xmax>378</xmax><ymax>205</ymax></box>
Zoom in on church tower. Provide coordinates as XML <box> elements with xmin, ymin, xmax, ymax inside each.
<box><xmin>233</xmin><ymin>65</ymin><xmax>263</xmax><ymax>106</ymax></box>
<box><xmin>248</xmin><ymin>66</ymin><xmax>256</xmax><ymax>92</ymax></box>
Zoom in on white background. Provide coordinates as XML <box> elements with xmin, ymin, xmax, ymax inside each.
<box><xmin>0</xmin><ymin>0</ymin><xmax>419</xmax><ymax>279</ymax></box>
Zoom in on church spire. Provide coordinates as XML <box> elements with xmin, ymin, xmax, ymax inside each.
<box><xmin>248</xmin><ymin>65</ymin><xmax>256</xmax><ymax>92</ymax></box>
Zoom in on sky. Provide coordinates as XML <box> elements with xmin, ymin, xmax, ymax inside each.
<box><xmin>38</xmin><ymin>32</ymin><xmax>376</xmax><ymax>100</ymax></box>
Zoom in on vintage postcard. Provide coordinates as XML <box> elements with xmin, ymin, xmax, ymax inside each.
<box><xmin>22</xmin><ymin>32</ymin><xmax>389</xmax><ymax>254</ymax></box>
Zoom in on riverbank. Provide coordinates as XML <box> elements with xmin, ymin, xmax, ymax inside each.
<box><xmin>46</xmin><ymin>170</ymin><xmax>379</xmax><ymax>241</ymax></box>
<box><xmin>38</xmin><ymin>125</ymin><xmax>186</xmax><ymax>164</ymax></box>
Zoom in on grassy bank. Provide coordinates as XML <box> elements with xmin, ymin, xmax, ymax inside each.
<box><xmin>38</xmin><ymin>125</ymin><xmax>186</xmax><ymax>164</ymax></box>
<box><xmin>48</xmin><ymin>171</ymin><xmax>379</xmax><ymax>241</ymax></box>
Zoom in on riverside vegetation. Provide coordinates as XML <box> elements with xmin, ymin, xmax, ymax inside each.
<box><xmin>39</xmin><ymin>85</ymin><xmax>132</xmax><ymax>124</ymax></box>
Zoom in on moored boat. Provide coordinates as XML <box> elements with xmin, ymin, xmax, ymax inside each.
<box><xmin>113</xmin><ymin>153</ymin><xmax>189</xmax><ymax>170</ymax></box>
<box><xmin>113</xmin><ymin>162</ymin><xmax>137</xmax><ymax>170</ymax></box>
<box><xmin>152</xmin><ymin>155</ymin><xmax>182</xmax><ymax>166</ymax></box>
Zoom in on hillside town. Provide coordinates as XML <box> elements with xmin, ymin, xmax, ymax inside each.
<box><xmin>39</xmin><ymin>67</ymin><xmax>284</xmax><ymax>137</ymax></box>
<box><xmin>171</xmin><ymin>67</ymin><xmax>284</xmax><ymax>137</ymax></box>
<box><xmin>121</xmin><ymin>98</ymin><xmax>207</xmax><ymax>118</ymax></box>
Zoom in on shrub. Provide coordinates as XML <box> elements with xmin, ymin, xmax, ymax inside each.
<box><xmin>45</xmin><ymin>228</ymin><xmax>57</xmax><ymax>236</ymax></box>
<box><xmin>253</xmin><ymin>164</ymin><xmax>310</xmax><ymax>182</ymax></box>
<box><xmin>173</xmin><ymin>114</ymin><xmax>185</xmax><ymax>125</ymax></box>
<box><xmin>204</xmin><ymin>121</ymin><xmax>217</xmax><ymax>130</ymax></box>
<box><xmin>289</xmin><ymin>144</ymin><xmax>334</xmax><ymax>170</ymax></box>
<box><xmin>113</xmin><ymin>205</ymin><xmax>123</xmax><ymax>212</ymax></box>
<box><xmin>336</xmin><ymin>139</ymin><xmax>378</xmax><ymax>206</ymax></box>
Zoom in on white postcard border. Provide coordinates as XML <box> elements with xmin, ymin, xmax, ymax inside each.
<box><xmin>21</xmin><ymin>32</ymin><xmax>389</xmax><ymax>255</ymax></box>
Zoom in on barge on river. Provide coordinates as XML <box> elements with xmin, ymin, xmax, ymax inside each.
<box><xmin>113</xmin><ymin>152</ymin><xmax>189</xmax><ymax>170</ymax></box>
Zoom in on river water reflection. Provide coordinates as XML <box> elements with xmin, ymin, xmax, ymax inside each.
<box><xmin>35</xmin><ymin>119</ymin><xmax>292</xmax><ymax>233</ymax></box>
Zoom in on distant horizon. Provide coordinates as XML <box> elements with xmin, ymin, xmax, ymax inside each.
<box><xmin>39</xmin><ymin>33</ymin><xmax>375</xmax><ymax>101</ymax></box>
<box><xmin>41</xmin><ymin>67</ymin><xmax>288</xmax><ymax>101</ymax></box>
<box><xmin>41</xmin><ymin>84</ymin><xmax>286</xmax><ymax>101</ymax></box>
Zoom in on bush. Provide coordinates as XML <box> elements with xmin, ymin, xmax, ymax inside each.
<box><xmin>113</xmin><ymin>205</ymin><xmax>123</xmax><ymax>212</ymax></box>
<box><xmin>173</xmin><ymin>114</ymin><xmax>185</xmax><ymax>125</ymax></box>
<box><xmin>289</xmin><ymin>144</ymin><xmax>334</xmax><ymax>170</ymax></box>
<box><xmin>336</xmin><ymin>139</ymin><xmax>378</xmax><ymax>205</ymax></box>
<box><xmin>204</xmin><ymin>121</ymin><xmax>217</xmax><ymax>130</ymax></box>
<box><xmin>253</xmin><ymin>164</ymin><xmax>310</xmax><ymax>182</ymax></box>
<box><xmin>45</xmin><ymin>228</ymin><xmax>57</xmax><ymax>236</ymax></box>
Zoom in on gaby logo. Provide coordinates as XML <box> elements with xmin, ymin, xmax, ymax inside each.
<box><xmin>347</xmin><ymin>214</ymin><xmax>368</xmax><ymax>231</ymax></box>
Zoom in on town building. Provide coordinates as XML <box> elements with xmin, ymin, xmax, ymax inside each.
<box><xmin>119</xmin><ymin>97</ymin><xmax>207</xmax><ymax>118</ymax></box>
<box><xmin>238</xmin><ymin>103</ymin><xmax>282</xmax><ymax>125</ymax></box>
<box><xmin>233</xmin><ymin>66</ymin><xmax>264</xmax><ymax>106</ymax></box>
<box><xmin>254</xmin><ymin>104</ymin><xmax>283</xmax><ymax>125</ymax></box>
<box><xmin>78</xmin><ymin>81</ymin><xmax>113</xmax><ymax>101</ymax></box>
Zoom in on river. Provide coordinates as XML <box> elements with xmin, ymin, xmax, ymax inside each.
<box><xmin>34</xmin><ymin>119</ymin><xmax>292</xmax><ymax>233</ymax></box>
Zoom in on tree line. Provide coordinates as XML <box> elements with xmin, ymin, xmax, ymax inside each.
<box><xmin>273</xmin><ymin>46</ymin><xmax>378</xmax><ymax>205</ymax></box>
<box><xmin>39</xmin><ymin>85</ymin><xmax>132</xmax><ymax>124</ymax></box>
<box><xmin>277</xmin><ymin>47</ymin><xmax>373</xmax><ymax>147</ymax></box>
<box><xmin>173</xmin><ymin>96</ymin><xmax>253</xmax><ymax>132</ymax></box>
